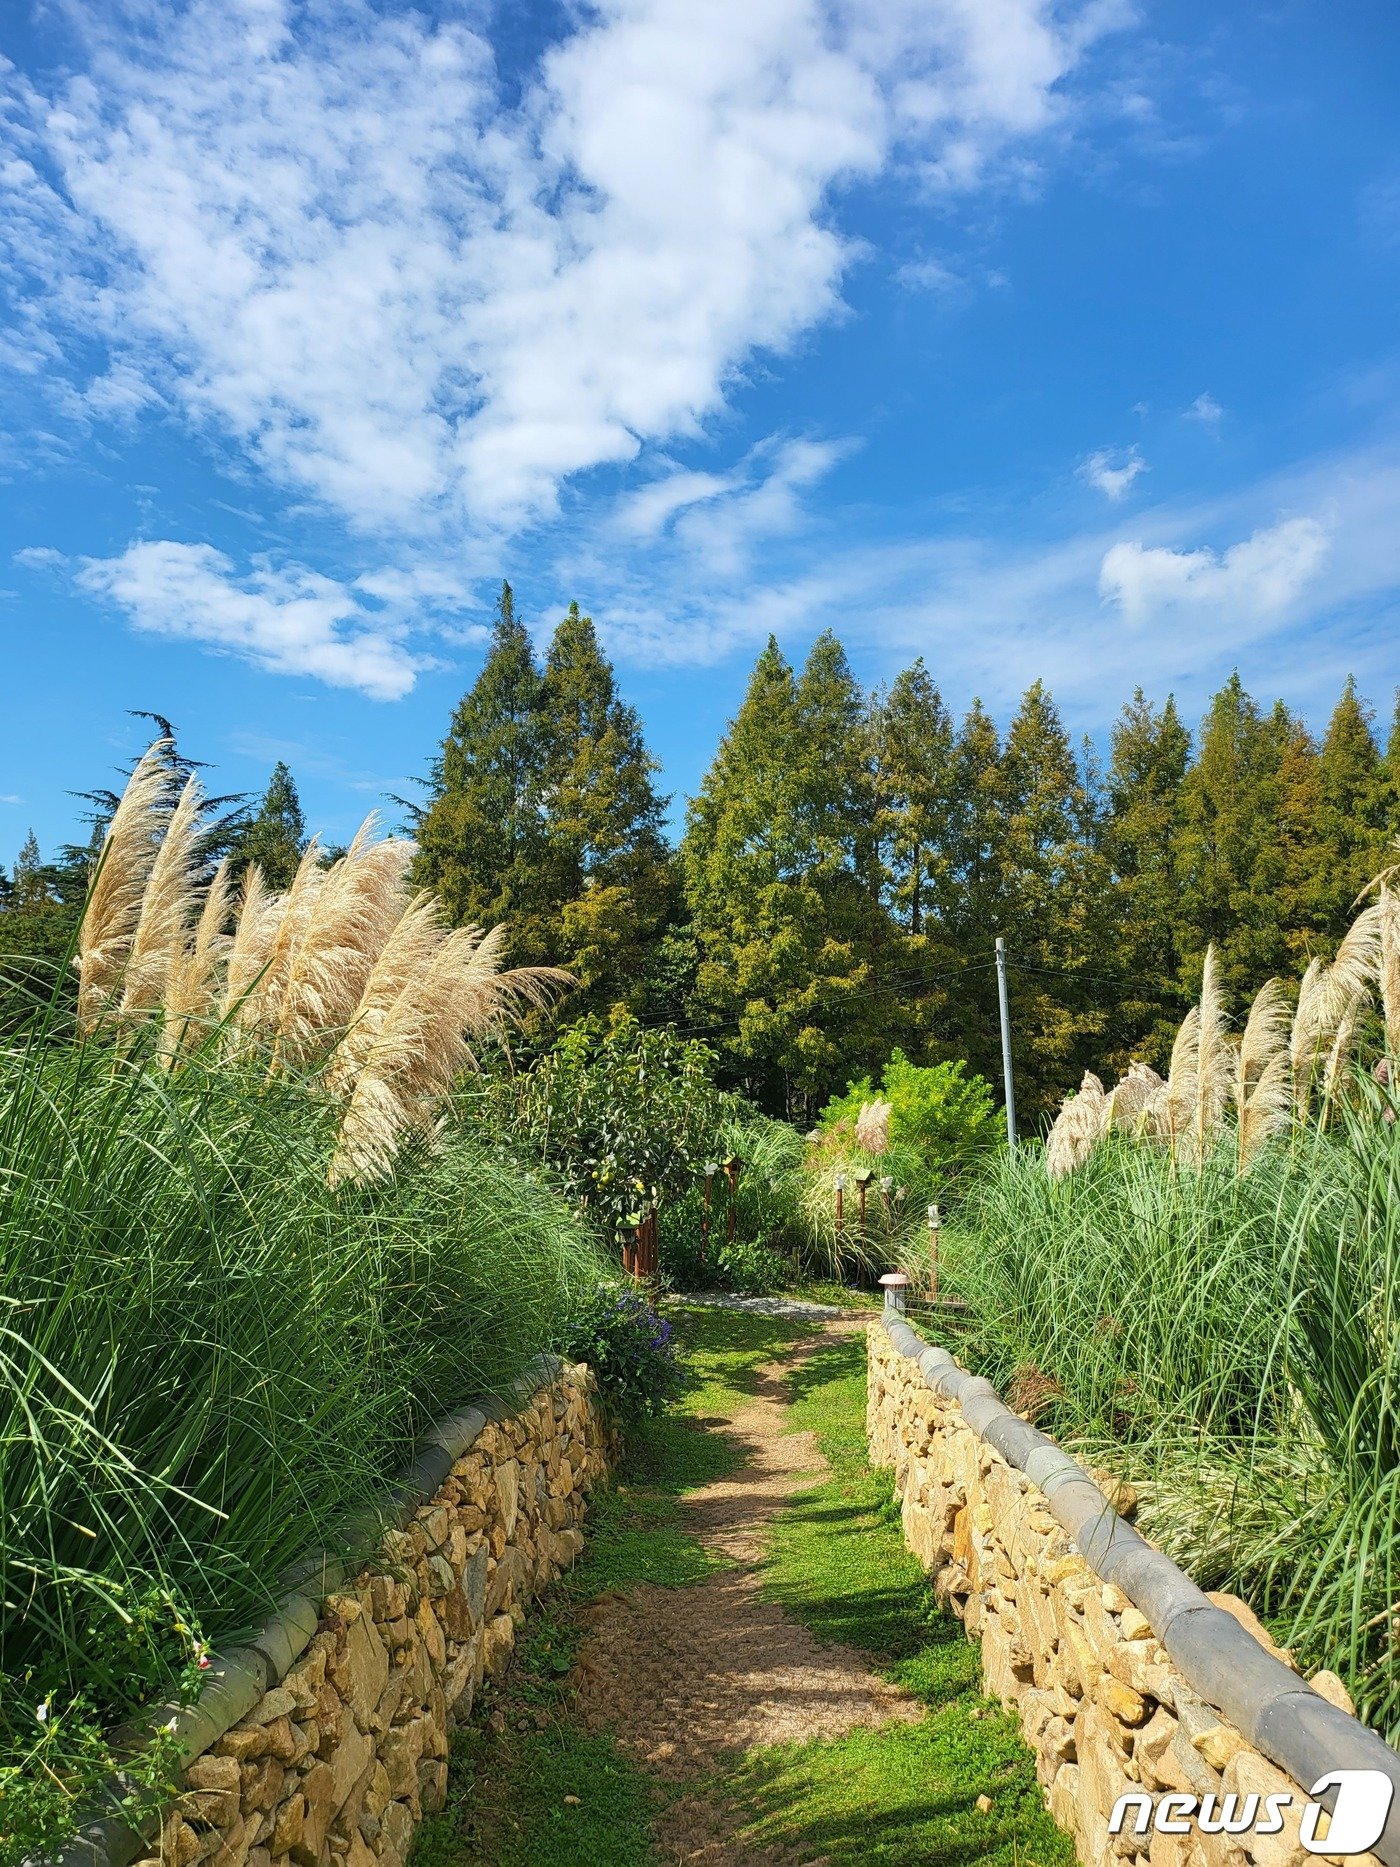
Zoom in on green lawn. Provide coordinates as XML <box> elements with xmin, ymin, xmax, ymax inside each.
<box><xmin>411</xmin><ymin>1306</ymin><xmax>1072</xmax><ymax>1866</ymax></box>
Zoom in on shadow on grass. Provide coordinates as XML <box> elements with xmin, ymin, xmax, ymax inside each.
<box><xmin>724</xmin><ymin>1713</ymin><xmax>1073</xmax><ymax>1867</ymax></box>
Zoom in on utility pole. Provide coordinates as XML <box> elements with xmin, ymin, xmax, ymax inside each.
<box><xmin>995</xmin><ymin>935</ymin><xmax>1017</xmax><ymax>1151</ymax></box>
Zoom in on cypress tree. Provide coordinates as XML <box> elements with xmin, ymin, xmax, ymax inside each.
<box><xmin>1310</xmin><ymin>678</ymin><xmax>1390</xmax><ymax>936</ymax></box>
<box><xmin>237</xmin><ymin>762</ymin><xmax>306</xmax><ymax>890</ymax></box>
<box><xmin>874</xmin><ymin>660</ymin><xmax>956</xmax><ymax>937</ymax></box>
<box><xmin>1175</xmin><ymin>674</ymin><xmax>1290</xmax><ymax>998</ymax></box>
<box><xmin>683</xmin><ymin>634</ymin><xmax>885</xmax><ymax>1114</ymax></box>
<box><xmin>994</xmin><ymin>681</ymin><xmax>1107</xmax><ymax>1116</ymax></box>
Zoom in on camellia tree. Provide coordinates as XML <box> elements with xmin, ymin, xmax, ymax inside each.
<box><xmin>499</xmin><ymin>1011</ymin><xmax>725</xmax><ymax>1249</ymax></box>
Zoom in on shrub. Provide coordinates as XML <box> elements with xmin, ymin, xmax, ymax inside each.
<box><xmin>555</xmin><ymin>1284</ymin><xmax>686</xmax><ymax>1423</ymax></box>
<box><xmin>712</xmin><ymin>1239</ymin><xmax>790</xmax><ymax>1296</ymax></box>
<box><xmin>492</xmin><ymin>1010</ymin><xmax>726</xmax><ymax>1250</ymax></box>
<box><xmin>817</xmin><ymin>1050</ymin><xmax>996</xmax><ymax>1182</ymax></box>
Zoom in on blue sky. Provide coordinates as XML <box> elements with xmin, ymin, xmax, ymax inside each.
<box><xmin>2</xmin><ymin>0</ymin><xmax>1399</xmax><ymax>858</ymax></box>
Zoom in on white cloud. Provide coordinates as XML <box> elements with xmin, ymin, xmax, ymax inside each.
<box><xmin>1098</xmin><ymin>516</ymin><xmax>1329</xmax><ymax>626</ymax></box>
<box><xmin>12</xmin><ymin>545</ymin><xmax>63</xmax><ymax>569</ymax></box>
<box><xmin>1187</xmin><ymin>391</ymin><xmax>1223</xmax><ymax>424</ymax></box>
<box><xmin>74</xmin><ymin>541</ymin><xmax>432</xmax><ymax>699</ymax></box>
<box><xmin>570</xmin><ymin>446</ymin><xmax>1400</xmax><ymax>732</ymax></box>
<box><xmin>1081</xmin><ymin>446</ymin><xmax>1147</xmax><ymax>500</ymax></box>
<box><xmin>614</xmin><ymin>469</ymin><xmax>735</xmax><ymax>539</ymax></box>
<box><xmin>2</xmin><ymin>0</ymin><xmax>1125</xmax><ymax>541</ymax></box>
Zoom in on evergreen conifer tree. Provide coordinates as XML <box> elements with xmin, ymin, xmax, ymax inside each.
<box><xmin>993</xmin><ymin>681</ymin><xmax>1108</xmax><ymax>1114</ymax></box>
<box><xmin>874</xmin><ymin>660</ymin><xmax>956</xmax><ymax>937</ymax></box>
<box><xmin>536</xmin><ymin>602</ymin><xmax>671</xmax><ymax>1007</ymax></box>
<box><xmin>237</xmin><ymin>762</ymin><xmax>307</xmax><ymax>890</ymax></box>
<box><xmin>1175</xmin><ymin>673</ymin><xmax>1290</xmax><ymax>997</ymax></box>
<box><xmin>683</xmin><ymin>634</ymin><xmax>887</xmax><ymax>1113</ymax></box>
<box><xmin>413</xmin><ymin>581</ymin><xmax>549</xmax><ymax>935</ymax></box>
<box><xmin>1103</xmin><ymin>690</ymin><xmax>1191</xmax><ymax>1061</ymax></box>
<box><xmin>1309</xmin><ymin>678</ymin><xmax>1391</xmax><ymax>935</ymax></box>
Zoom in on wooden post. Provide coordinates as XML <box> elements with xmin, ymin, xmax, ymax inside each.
<box><xmin>701</xmin><ymin>1162</ymin><xmax>717</xmax><ymax>1263</ymax></box>
<box><xmin>724</xmin><ymin>1155</ymin><xmax>740</xmax><ymax>1246</ymax></box>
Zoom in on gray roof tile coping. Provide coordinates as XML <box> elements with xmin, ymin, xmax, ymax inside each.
<box><xmin>878</xmin><ymin>1314</ymin><xmax>1400</xmax><ymax>1865</ymax></box>
<box><xmin>33</xmin><ymin>1353</ymin><xmax>569</xmax><ymax>1867</ymax></box>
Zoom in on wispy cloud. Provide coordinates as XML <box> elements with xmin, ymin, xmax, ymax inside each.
<box><xmin>569</xmin><ymin>443</ymin><xmax>1400</xmax><ymax>728</ymax></box>
<box><xmin>1186</xmin><ymin>390</ymin><xmax>1223</xmax><ymax>424</ymax></box>
<box><xmin>1081</xmin><ymin>446</ymin><xmax>1148</xmax><ymax>500</ymax></box>
<box><xmin>74</xmin><ymin>541</ymin><xmax>440</xmax><ymax>699</ymax></box>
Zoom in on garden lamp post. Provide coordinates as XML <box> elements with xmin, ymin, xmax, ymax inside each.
<box><xmin>834</xmin><ymin>1170</ymin><xmax>847</xmax><ymax>1239</ymax></box>
<box><xmin>853</xmin><ymin>1167</ymin><xmax>873</xmax><ymax>1241</ymax></box>
<box><xmin>702</xmin><ymin>1161</ymin><xmax>718</xmax><ymax>1262</ymax></box>
<box><xmin>879</xmin><ymin>1270</ymin><xmax>910</xmax><ymax>1316</ymax></box>
<box><xmin>723</xmin><ymin>1155</ymin><xmax>741</xmax><ymax>1245</ymax></box>
<box><xmin>927</xmin><ymin>1202</ymin><xmax>942</xmax><ymax>1301</ymax></box>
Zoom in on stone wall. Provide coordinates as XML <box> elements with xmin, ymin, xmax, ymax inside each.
<box><xmin>131</xmin><ymin>1362</ymin><xmax>607</xmax><ymax>1867</ymax></box>
<box><xmin>868</xmin><ymin>1317</ymin><xmax>1400</xmax><ymax>1867</ymax></box>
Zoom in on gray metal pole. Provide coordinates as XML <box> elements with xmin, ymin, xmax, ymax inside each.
<box><xmin>995</xmin><ymin>935</ymin><xmax>1017</xmax><ymax>1150</ymax></box>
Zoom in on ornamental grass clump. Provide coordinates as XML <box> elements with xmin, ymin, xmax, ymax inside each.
<box><xmin>72</xmin><ymin>739</ymin><xmax>569</xmax><ymax>1185</ymax></box>
<box><xmin>0</xmin><ymin>1022</ymin><xmax>600</xmax><ymax>1862</ymax></box>
<box><xmin>946</xmin><ymin>1086</ymin><xmax>1400</xmax><ymax>1738</ymax></box>
<box><xmin>1044</xmin><ymin>866</ymin><xmax>1400</xmax><ymax>1179</ymax></box>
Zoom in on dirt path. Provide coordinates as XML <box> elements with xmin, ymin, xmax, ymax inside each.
<box><xmin>571</xmin><ymin>1321</ymin><xmax>920</xmax><ymax>1863</ymax></box>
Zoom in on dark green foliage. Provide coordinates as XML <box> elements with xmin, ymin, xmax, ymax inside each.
<box><xmin>556</xmin><ymin>1285</ymin><xmax>685</xmax><ymax>1423</ymax></box>
<box><xmin>682</xmin><ymin>634</ymin><xmax>887</xmax><ymax>1115</ymax></box>
<box><xmin>235</xmin><ymin>760</ymin><xmax>306</xmax><ymax>888</ymax></box>
<box><xmin>710</xmin><ymin>1237</ymin><xmax>790</xmax><ymax>1295</ymax></box>
<box><xmin>414</xmin><ymin>586</ymin><xmax>671</xmax><ymax>1013</ymax></box>
<box><xmin>492</xmin><ymin>1010</ymin><xmax>726</xmax><ymax>1250</ymax></box>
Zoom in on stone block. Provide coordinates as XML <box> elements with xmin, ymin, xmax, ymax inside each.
<box><xmin>341</xmin><ymin>1612</ymin><xmax>390</xmax><ymax>1728</ymax></box>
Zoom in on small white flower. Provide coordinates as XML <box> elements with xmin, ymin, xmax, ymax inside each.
<box><xmin>35</xmin><ymin>1700</ymin><xmax>49</xmax><ymax>1725</ymax></box>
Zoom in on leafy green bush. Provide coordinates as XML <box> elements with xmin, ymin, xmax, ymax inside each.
<box><xmin>555</xmin><ymin>1284</ymin><xmax>685</xmax><ymax>1423</ymax></box>
<box><xmin>0</xmin><ymin>1024</ymin><xmax>599</xmax><ymax>1861</ymax></box>
<box><xmin>491</xmin><ymin>1011</ymin><xmax>725</xmax><ymax>1252</ymax></box>
<box><xmin>712</xmin><ymin>1239</ymin><xmax>790</xmax><ymax>1296</ymax></box>
<box><xmin>818</xmin><ymin>1050</ymin><xmax>995</xmax><ymax>1180</ymax></box>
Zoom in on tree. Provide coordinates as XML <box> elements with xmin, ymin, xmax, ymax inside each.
<box><xmin>536</xmin><ymin>602</ymin><xmax>672</xmax><ymax>1009</ymax></box>
<box><xmin>236</xmin><ymin>762</ymin><xmax>306</xmax><ymax>890</ymax></box>
<box><xmin>683</xmin><ymin>633</ymin><xmax>887</xmax><ymax>1115</ymax></box>
<box><xmin>1310</xmin><ymin>679</ymin><xmax>1391</xmax><ymax>936</ymax></box>
<box><xmin>0</xmin><ymin>830</ymin><xmax>92</xmax><ymax>1031</ymax></box>
<box><xmin>10</xmin><ymin>831</ymin><xmax>47</xmax><ymax>910</ymax></box>
<box><xmin>873</xmin><ymin>660</ymin><xmax>956</xmax><ymax>937</ymax></box>
<box><xmin>993</xmin><ymin>681</ymin><xmax>1109</xmax><ymax>1116</ymax></box>
<box><xmin>1102</xmin><ymin>690</ymin><xmax>1191</xmax><ymax>1063</ymax></box>
<box><xmin>1175</xmin><ymin>674</ymin><xmax>1290</xmax><ymax>999</ymax></box>
<box><xmin>413</xmin><ymin>581</ymin><xmax>548</xmax><ymax>934</ymax></box>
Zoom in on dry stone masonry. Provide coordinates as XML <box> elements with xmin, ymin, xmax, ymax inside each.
<box><xmin>128</xmin><ymin>1362</ymin><xmax>606</xmax><ymax>1867</ymax></box>
<box><xmin>867</xmin><ymin>1317</ymin><xmax>1400</xmax><ymax>1867</ymax></box>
